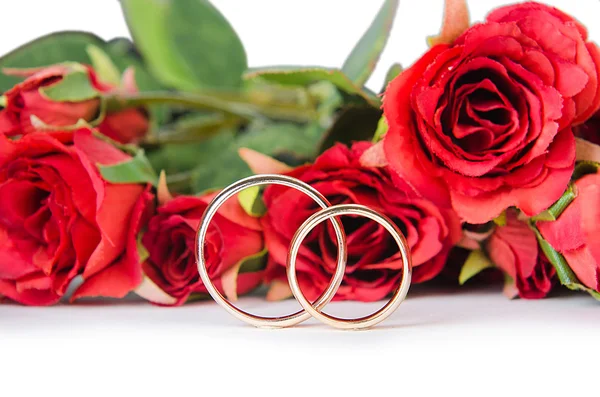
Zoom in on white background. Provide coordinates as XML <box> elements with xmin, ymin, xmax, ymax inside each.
<box><xmin>1</xmin><ymin>1</ymin><xmax>600</xmax><ymax>396</ymax></box>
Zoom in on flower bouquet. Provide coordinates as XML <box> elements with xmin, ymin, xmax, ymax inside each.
<box><xmin>0</xmin><ymin>0</ymin><xmax>598</xmax><ymax>307</ymax></box>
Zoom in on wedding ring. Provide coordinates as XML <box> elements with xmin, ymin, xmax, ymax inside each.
<box><xmin>286</xmin><ymin>204</ymin><xmax>412</xmax><ymax>330</ymax></box>
<box><xmin>195</xmin><ymin>174</ymin><xmax>347</xmax><ymax>328</ymax></box>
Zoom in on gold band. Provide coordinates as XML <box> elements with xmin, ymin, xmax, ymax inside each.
<box><xmin>195</xmin><ymin>174</ymin><xmax>347</xmax><ymax>328</ymax></box>
<box><xmin>286</xmin><ymin>204</ymin><xmax>412</xmax><ymax>330</ymax></box>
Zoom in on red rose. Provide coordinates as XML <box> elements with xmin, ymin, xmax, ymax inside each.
<box><xmin>487</xmin><ymin>209</ymin><xmax>555</xmax><ymax>299</ymax></box>
<box><xmin>139</xmin><ymin>193</ymin><xmax>264</xmax><ymax>306</ymax></box>
<box><xmin>383</xmin><ymin>2</ymin><xmax>599</xmax><ymax>224</ymax></box>
<box><xmin>538</xmin><ymin>170</ymin><xmax>600</xmax><ymax>292</ymax></box>
<box><xmin>0</xmin><ymin>65</ymin><xmax>148</xmax><ymax>143</ymax></box>
<box><xmin>0</xmin><ymin>129</ymin><xmax>153</xmax><ymax>305</ymax></box>
<box><xmin>261</xmin><ymin>142</ymin><xmax>461</xmax><ymax>302</ymax></box>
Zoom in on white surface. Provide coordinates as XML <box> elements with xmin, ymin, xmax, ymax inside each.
<box><xmin>1</xmin><ymin>0</ymin><xmax>599</xmax><ymax>92</ymax></box>
<box><xmin>1</xmin><ymin>287</ymin><xmax>599</xmax><ymax>396</ymax></box>
<box><xmin>1</xmin><ymin>1</ymin><xmax>600</xmax><ymax>395</ymax></box>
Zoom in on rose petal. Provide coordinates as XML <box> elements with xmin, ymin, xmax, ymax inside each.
<box><xmin>238</xmin><ymin>147</ymin><xmax>292</xmax><ymax>174</ymax></box>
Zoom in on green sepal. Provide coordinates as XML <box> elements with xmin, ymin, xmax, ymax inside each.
<box><xmin>572</xmin><ymin>161</ymin><xmax>600</xmax><ymax>181</ymax></box>
<box><xmin>493</xmin><ymin>211</ymin><xmax>507</xmax><ymax>227</ymax></box>
<box><xmin>459</xmin><ymin>249</ymin><xmax>495</xmax><ymax>285</ymax></box>
<box><xmin>186</xmin><ymin>293</ymin><xmax>211</xmax><ymax>303</ymax></box>
<box><xmin>533</xmin><ymin>228</ymin><xmax>600</xmax><ymax>300</ymax></box>
<box><xmin>39</xmin><ymin>70</ymin><xmax>100</xmax><ymax>102</ymax></box>
<box><xmin>238</xmin><ymin>185</ymin><xmax>267</xmax><ymax>217</ymax></box>
<box><xmin>372</xmin><ymin>116</ymin><xmax>388</xmax><ymax>143</ymax></box>
<box><xmin>86</xmin><ymin>44</ymin><xmax>121</xmax><ymax>86</ymax></box>
<box><xmin>136</xmin><ymin>233</ymin><xmax>150</xmax><ymax>263</ymax></box>
<box><xmin>0</xmin><ymin>96</ymin><xmax>6</xmax><ymax>107</ymax></box>
<box><xmin>0</xmin><ymin>32</ymin><xmax>107</xmax><ymax>92</ymax></box>
<box><xmin>238</xmin><ymin>248</ymin><xmax>268</xmax><ymax>274</ymax></box>
<box><xmin>531</xmin><ymin>185</ymin><xmax>577</xmax><ymax>222</ymax></box>
<box><xmin>341</xmin><ymin>0</ymin><xmax>399</xmax><ymax>86</ymax></box>
<box><xmin>98</xmin><ymin>149</ymin><xmax>158</xmax><ymax>186</ymax></box>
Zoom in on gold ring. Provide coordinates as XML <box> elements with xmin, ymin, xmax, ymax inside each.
<box><xmin>286</xmin><ymin>204</ymin><xmax>412</xmax><ymax>330</ymax></box>
<box><xmin>195</xmin><ymin>174</ymin><xmax>347</xmax><ymax>328</ymax></box>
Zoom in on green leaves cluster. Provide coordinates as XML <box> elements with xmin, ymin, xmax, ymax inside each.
<box><xmin>0</xmin><ymin>0</ymin><xmax>401</xmax><ymax>195</ymax></box>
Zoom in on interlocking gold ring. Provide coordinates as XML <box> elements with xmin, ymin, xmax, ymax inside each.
<box><xmin>195</xmin><ymin>174</ymin><xmax>347</xmax><ymax>328</ymax></box>
<box><xmin>286</xmin><ymin>204</ymin><xmax>412</xmax><ymax>330</ymax></box>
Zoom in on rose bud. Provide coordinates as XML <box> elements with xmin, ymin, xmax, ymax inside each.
<box><xmin>138</xmin><ymin>192</ymin><xmax>265</xmax><ymax>306</ymax></box>
<box><xmin>383</xmin><ymin>2</ymin><xmax>600</xmax><ymax>224</ymax></box>
<box><xmin>487</xmin><ymin>209</ymin><xmax>555</xmax><ymax>299</ymax></box>
<box><xmin>0</xmin><ymin>128</ymin><xmax>153</xmax><ymax>305</ymax></box>
<box><xmin>260</xmin><ymin>142</ymin><xmax>461</xmax><ymax>302</ymax></box>
<box><xmin>0</xmin><ymin>64</ymin><xmax>148</xmax><ymax>143</ymax></box>
<box><xmin>538</xmin><ymin>169</ymin><xmax>600</xmax><ymax>293</ymax></box>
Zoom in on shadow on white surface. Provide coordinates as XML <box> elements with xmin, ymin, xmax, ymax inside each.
<box><xmin>2</xmin><ymin>285</ymin><xmax>598</xmax><ymax>338</ymax></box>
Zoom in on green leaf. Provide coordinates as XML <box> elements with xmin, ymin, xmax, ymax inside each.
<box><xmin>149</xmin><ymin>119</ymin><xmax>318</xmax><ymax>194</ymax></box>
<box><xmin>121</xmin><ymin>0</ymin><xmax>247</xmax><ymax>90</ymax></box>
<box><xmin>372</xmin><ymin>116</ymin><xmax>388</xmax><ymax>142</ymax></box>
<box><xmin>39</xmin><ymin>70</ymin><xmax>100</xmax><ymax>102</ymax></box>
<box><xmin>0</xmin><ymin>32</ymin><xmax>108</xmax><ymax>93</ymax></box>
<box><xmin>98</xmin><ymin>149</ymin><xmax>158</xmax><ymax>186</ymax></box>
<box><xmin>192</xmin><ymin>123</ymin><xmax>316</xmax><ymax>192</ymax></box>
<box><xmin>459</xmin><ymin>249</ymin><xmax>495</xmax><ymax>285</ymax></box>
<box><xmin>238</xmin><ymin>186</ymin><xmax>267</xmax><ymax>217</ymax></box>
<box><xmin>318</xmin><ymin>106</ymin><xmax>382</xmax><ymax>153</ymax></box>
<box><xmin>0</xmin><ymin>31</ymin><xmax>161</xmax><ymax>105</ymax></box>
<box><xmin>168</xmin><ymin>0</ymin><xmax>247</xmax><ymax>89</ymax></box>
<box><xmin>382</xmin><ymin>63</ymin><xmax>403</xmax><ymax>90</ymax></box>
<box><xmin>86</xmin><ymin>45</ymin><xmax>121</xmax><ymax>86</ymax></box>
<box><xmin>120</xmin><ymin>0</ymin><xmax>196</xmax><ymax>90</ymax></box>
<box><xmin>531</xmin><ymin>185</ymin><xmax>577</xmax><ymax>222</ymax></box>
<box><xmin>534</xmin><ymin>228</ymin><xmax>600</xmax><ymax>300</ymax></box>
<box><xmin>245</xmin><ymin>67</ymin><xmax>380</xmax><ymax>107</ymax></box>
<box><xmin>342</xmin><ymin>0</ymin><xmax>399</xmax><ymax>85</ymax></box>
<box><xmin>238</xmin><ymin>248</ymin><xmax>268</xmax><ymax>274</ymax></box>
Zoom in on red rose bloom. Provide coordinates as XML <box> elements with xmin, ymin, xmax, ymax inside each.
<box><xmin>538</xmin><ymin>170</ymin><xmax>600</xmax><ymax>292</ymax></box>
<box><xmin>0</xmin><ymin>129</ymin><xmax>153</xmax><ymax>305</ymax></box>
<box><xmin>383</xmin><ymin>2</ymin><xmax>599</xmax><ymax>224</ymax></box>
<box><xmin>0</xmin><ymin>65</ymin><xmax>148</xmax><ymax>143</ymax></box>
<box><xmin>140</xmin><ymin>193</ymin><xmax>264</xmax><ymax>306</ymax></box>
<box><xmin>261</xmin><ymin>142</ymin><xmax>461</xmax><ymax>302</ymax></box>
<box><xmin>487</xmin><ymin>209</ymin><xmax>555</xmax><ymax>299</ymax></box>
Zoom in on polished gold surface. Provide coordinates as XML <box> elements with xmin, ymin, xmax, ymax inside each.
<box><xmin>195</xmin><ymin>174</ymin><xmax>347</xmax><ymax>328</ymax></box>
